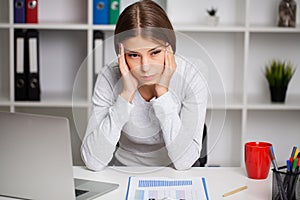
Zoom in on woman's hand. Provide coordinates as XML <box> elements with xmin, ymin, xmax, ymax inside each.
<box><xmin>155</xmin><ymin>45</ymin><xmax>176</xmax><ymax>97</ymax></box>
<box><xmin>119</xmin><ymin>43</ymin><xmax>138</xmax><ymax>103</ymax></box>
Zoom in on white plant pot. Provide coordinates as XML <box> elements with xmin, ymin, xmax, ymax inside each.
<box><xmin>206</xmin><ymin>16</ymin><xmax>219</xmax><ymax>26</ymax></box>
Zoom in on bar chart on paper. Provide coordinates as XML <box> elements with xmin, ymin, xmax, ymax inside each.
<box><xmin>125</xmin><ymin>177</ymin><xmax>209</xmax><ymax>200</ymax></box>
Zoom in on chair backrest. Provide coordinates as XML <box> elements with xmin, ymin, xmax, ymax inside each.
<box><xmin>192</xmin><ymin>124</ymin><xmax>207</xmax><ymax>167</ymax></box>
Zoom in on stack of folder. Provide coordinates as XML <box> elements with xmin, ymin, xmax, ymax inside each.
<box><xmin>14</xmin><ymin>29</ymin><xmax>41</xmax><ymax>101</ymax></box>
<box><xmin>93</xmin><ymin>0</ymin><xmax>167</xmax><ymax>24</ymax></box>
<box><xmin>14</xmin><ymin>0</ymin><xmax>38</xmax><ymax>23</ymax></box>
<box><xmin>93</xmin><ymin>0</ymin><xmax>120</xmax><ymax>24</ymax></box>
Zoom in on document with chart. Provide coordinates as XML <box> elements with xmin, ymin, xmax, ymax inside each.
<box><xmin>125</xmin><ymin>177</ymin><xmax>209</xmax><ymax>200</ymax></box>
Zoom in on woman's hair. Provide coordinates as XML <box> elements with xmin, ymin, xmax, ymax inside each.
<box><xmin>114</xmin><ymin>0</ymin><xmax>176</xmax><ymax>54</ymax></box>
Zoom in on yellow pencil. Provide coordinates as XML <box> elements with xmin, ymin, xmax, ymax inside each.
<box><xmin>222</xmin><ymin>185</ymin><xmax>248</xmax><ymax>197</ymax></box>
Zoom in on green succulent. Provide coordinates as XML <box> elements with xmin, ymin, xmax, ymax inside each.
<box><xmin>265</xmin><ymin>60</ymin><xmax>296</xmax><ymax>87</ymax></box>
<box><xmin>207</xmin><ymin>7</ymin><xmax>217</xmax><ymax>16</ymax></box>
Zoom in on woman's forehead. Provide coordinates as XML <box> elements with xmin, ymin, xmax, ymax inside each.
<box><xmin>123</xmin><ymin>36</ymin><xmax>165</xmax><ymax>51</ymax></box>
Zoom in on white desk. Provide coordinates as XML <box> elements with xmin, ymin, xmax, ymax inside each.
<box><xmin>73</xmin><ymin>166</ymin><xmax>272</xmax><ymax>200</ymax></box>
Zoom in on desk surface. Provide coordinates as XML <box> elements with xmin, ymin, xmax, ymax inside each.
<box><xmin>73</xmin><ymin>166</ymin><xmax>272</xmax><ymax>200</ymax></box>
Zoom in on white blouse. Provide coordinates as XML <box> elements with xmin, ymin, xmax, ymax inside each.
<box><xmin>81</xmin><ymin>55</ymin><xmax>208</xmax><ymax>171</ymax></box>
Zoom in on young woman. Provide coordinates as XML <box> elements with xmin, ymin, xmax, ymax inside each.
<box><xmin>81</xmin><ymin>0</ymin><xmax>208</xmax><ymax>171</ymax></box>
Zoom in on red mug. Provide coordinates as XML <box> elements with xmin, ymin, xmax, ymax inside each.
<box><xmin>244</xmin><ymin>141</ymin><xmax>272</xmax><ymax>179</ymax></box>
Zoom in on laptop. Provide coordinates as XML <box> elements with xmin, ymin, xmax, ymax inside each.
<box><xmin>0</xmin><ymin>111</ymin><xmax>119</xmax><ymax>200</ymax></box>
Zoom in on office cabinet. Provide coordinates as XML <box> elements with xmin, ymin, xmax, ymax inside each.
<box><xmin>0</xmin><ymin>0</ymin><xmax>299</xmax><ymax>166</ymax></box>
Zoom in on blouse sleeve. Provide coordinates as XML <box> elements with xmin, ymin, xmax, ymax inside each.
<box><xmin>152</xmin><ymin>59</ymin><xmax>208</xmax><ymax>170</ymax></box>
<box><xmin>81</xmin><ymin>67</ymin><xmax>134</xmax><ymax>171</ymax></box>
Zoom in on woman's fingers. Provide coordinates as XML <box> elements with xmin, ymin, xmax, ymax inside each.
<box><xmin>118</xmin><ymin>43</ymin><xmax>129</xmax><ymax>75</ymax></box>
<box><xmin>164</xmin><ymin>44</ymin><xmax>176</xmax><ymax>75</ymax></box>
<box><xmin>166</xmin><ymin>45</ymin><xmax>176</xmax><ymax>70</ymax></box>
<box><xmin>118</xmin><ymin>43</ymin><xmax>138</xmax><ymax>102</ymax></box>
<box><xmin>164</xmin><ymin>46</ymin><xmax>169</xmax><ymax>69</ymax></box>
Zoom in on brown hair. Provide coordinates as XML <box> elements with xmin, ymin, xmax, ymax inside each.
<box><xmin>114</xmin><ymin>0</ymin><xmax>176</xmax><ymax>54</ymax></box>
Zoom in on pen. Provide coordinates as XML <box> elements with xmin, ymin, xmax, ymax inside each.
<box><xmin>270</xmin><ymin>146</ymin><xmax>279</xmax><ymax>170</ymax></box>
<box><xmin>292</xmin><ymin>158</ymin><xmax>298</xmax><ymax>173</ymax></box>
<box><xmin>202</xmin><ymin>177</ymin><xmax>209</xmax><ymax>200</ymax></box>
<box><xmin>222</xmin><ymin>185</ymin><xmax>248</xmax><ymax>197</ymax></box>
<box><xmin>297</xmin><ymin>152</ymin><xmax>300</xmax><ymax>172</ymax></box>
<box><xmin>283</xmin><ymin>160</ymin><xmax>293</xmax><ymax>200</ymax></box>
<box><xmin>289</xmin><ymin>146</ymin><xmax>297</xmax><ymax>163</ymax></box>
<box><xmin>293</xmin><ymin>148</ymin><xmax>299</xmax><ymax>160</ymax></box>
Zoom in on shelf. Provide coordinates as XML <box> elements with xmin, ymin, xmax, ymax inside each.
<box><xmin>13</xmin><ymin>92</ymin><xmax>89</xmax><ymax>108</ymax></box>
<box><xmin>13</xmin><ymin>23</ymin><xmax>89</xmax><ymax>30</ymax></box>
<box><xmin>93</xmin><ymin>25</ymin><xmax>116</xmax><ymax>31</ymax></box>
<box><xmin>173</xmin><ymin>24</ymin><xmax>245</xmax><ymax>32</ymax></box>
<box><xmin>0</xmin><ymin>23</ymin><xmax>10</xmax><ymax>28</ymax></box>
<box><xmin>249</xmin><ymin>26</ymin><xmax>300</xmax><ymax>33</ymax></box>
<box><xmin>247</xmin><ymin>96</ymin><xmax>300</xmax><ymax>110</ymax></box>
<box><xmin>13</xmin><ymin>101</ymin><xmax>89</xmax><ymax>108</ymax></box>
<box><xmin>10</xmin><ymin>24</ymin><xmax>300</xmax><ymax>33</ymax></box>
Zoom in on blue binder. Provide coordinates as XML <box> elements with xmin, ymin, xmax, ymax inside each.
<box><xmin>93</xmin><ymin>0</ymin><xmax>109</xmax><ymax>24</ymax></box>
<box><xmin>14</xmin><ymin>0</ymin><xmax>26</xmax><ymax>23</ymax></box>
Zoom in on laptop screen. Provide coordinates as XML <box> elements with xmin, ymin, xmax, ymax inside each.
<box><xmin>0</xmin><ymin>112</ymin><xmax>76</xmax><ymax>200</ymax></box>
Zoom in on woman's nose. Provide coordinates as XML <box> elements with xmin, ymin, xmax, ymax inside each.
<box><xmin>141</xmin><ymin>56</ymin><xmax>150</xmax><ymax>72</ymax></box>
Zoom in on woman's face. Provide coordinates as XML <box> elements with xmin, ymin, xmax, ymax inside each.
<box><xmin>122</xmin><ymin>36</ymin><xmax>166</xmax><ymax>85</ymax></box>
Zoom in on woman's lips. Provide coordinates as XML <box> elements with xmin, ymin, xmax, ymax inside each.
<box><xmin>141</xmin><ymin>74</ymin><xmax>156</xmax><ymax>81</ymax></box>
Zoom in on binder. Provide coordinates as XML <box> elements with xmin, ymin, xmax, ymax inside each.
<box><xmin>93</xmin><ymin>31</ymin><xmax>104</xmax><ymax>85</ymax></box>
<box><xmin>93</xmin><ymin>0</ymin><xmax>109</xmax><ymax>24</ymax></box>
<box><xmin>26</xmin><ymin>0</ymin><xmax>38</xmax><ymax>23</ymax></box>
<box><xmin>14</xmin><ymin>0</ymin><xmax>26</xmax><ymax>23</ymax></box>
<box><xmin>109</xmin><ymin>0</ymin><xmax>120</xmax><ymax>24</ymax></box>
<box><xmin>26</xmin><ymin>29</ymin><xmax>41</xmax><ymax>101</ymax></box>
<box><xmin>14</xmin><ymin>29</ymin><xmax>27</xmax><ymax>101</ymax></box>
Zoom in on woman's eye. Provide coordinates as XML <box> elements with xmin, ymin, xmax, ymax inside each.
<box><xmin>151</xmin><ymin>50</ymin><xmax>162</xmax><ymax>56</ymax></box>
<box><xmin>127</xmin><ymin>53</ymin><xmax>139</xmax><ymax>58</ymax></box>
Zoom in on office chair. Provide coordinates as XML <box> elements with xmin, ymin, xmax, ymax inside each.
<box><xmin>192</xmin><ymin>124</ymin><xmax>207</xmax><ymax>167</ymax></box>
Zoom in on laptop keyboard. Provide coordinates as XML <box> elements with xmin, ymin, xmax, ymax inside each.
<box><xmin>75</xmin><ymin>189</ymin><xmax>89</xmax><ymax>197</ymax></box>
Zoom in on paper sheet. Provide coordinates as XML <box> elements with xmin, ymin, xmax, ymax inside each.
<box><xmin>125</xmin><ymin>177</ymin><xmax>209</xmax><ymax>200</ymax></box>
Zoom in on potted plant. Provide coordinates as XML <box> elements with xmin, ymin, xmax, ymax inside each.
<box><xmin>206</xmin><ymin>7</ymin><xmax>219</xmax><ymax>26</ymax></box>
<box><xmin>264</xmin><ymin>59</ymin><xmax>296</xmax><ymax>102</ymax></box>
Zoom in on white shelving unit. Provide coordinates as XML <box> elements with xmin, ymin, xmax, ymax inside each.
<box><xmin>0</xmin><ymin>0</ymin><xmax>299</xmax><ymax>167</ymax></box>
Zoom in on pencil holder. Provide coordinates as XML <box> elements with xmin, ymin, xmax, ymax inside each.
<box><xmin>272</xmin><ymin>166</ymin><xmax>300</xmax><ymax>200</ymax></box>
